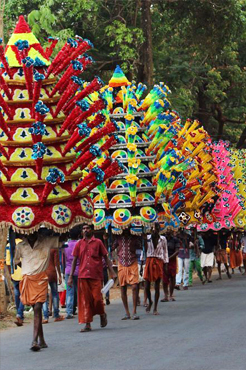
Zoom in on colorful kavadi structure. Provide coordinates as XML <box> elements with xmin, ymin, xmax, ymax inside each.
<box><xmin>91</xmin><ymin>66</ymin><xmax>227</xmax><ymax>233</ymax></box>
<box><xmin>0</xmin><ymin>16</ymin><xmax>123</xmax><ymax>233</ymax></box>
<box><xmin>0</xmin><ymin>18</ymin><xmax>245</xmax><ymax>235</ymax></box>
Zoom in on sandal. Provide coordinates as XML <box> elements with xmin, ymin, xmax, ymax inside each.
<box><xmin>160</xmin><ymin>298</ymin><xmax>169</xmax><ymax>302</ymax></box>
<box><xmin>100</xmin><ymin>313</ymin><xmax>108</xmax><ymax>328</ymax></box>
<box><xmin>39</xmin><ymin>342</ymin><xmax>48</xmax><ymax>349</ymax></box>
<box><xmin>121</xmin><ymin>314</ymin><xmax>131</xmax><ymax>320</ymax></box>
<box><xmin>131</xmin><ymin>314</ymin><xmax>140</xmax><ymax>320</ymax></box>
<box><xmin>80</xmin><ymin>326</ymin><xmax>91</xmax><ymax>332</ymax></box>
<box><xmin>30</xmin><ymin>341</ymin><xmax>41</xmax><ymax>351</ymax></box>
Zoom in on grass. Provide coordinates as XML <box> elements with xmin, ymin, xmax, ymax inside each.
<box><xmin>0</xmin><ymin>304</ymin><xmax>33</xmax><ymax>331</ymax></box>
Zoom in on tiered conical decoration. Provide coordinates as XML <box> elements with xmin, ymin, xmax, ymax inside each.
<box><xmin>230</xmin><ymin>149</ymin><xmax>246</xmax><ymax>229</ymax></box>
<box><xmin>196</xmin><ymin>141</ymin><xmax>242</xmax><ymax>231</ymax></box>
<box><xmin>93</xmin><ymin>66</ymin><xmax>161</xmax><ymax>233</ymax></box>
<box><xmin>0</xmin><ymin>16</ymin><xmax>122</xmax><ymax>233</ymax></box>
<box><xmin>92</xmin><ymin>66</ymin><xmax>219</xmax><ymax>233</ymax></box>
<box><xmin>142</xmin><ymin>107</ymin><xmax>219</xmax><ymax>228</ymax></box>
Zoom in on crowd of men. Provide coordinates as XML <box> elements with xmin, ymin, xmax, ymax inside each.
<box><xmin>5</xmin><ymin>223</ymin><xmax>246</xmax><ymax>351</ymax></box>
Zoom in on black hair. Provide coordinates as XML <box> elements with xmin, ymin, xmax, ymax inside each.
<box><xmin>82</xmin><ymin>223</ymin><xmax>94</xmax><ymax>231</ymax></box>
<box><xmin>69</xmin><ymin>225</ymin><xmax>82</xmax><ymax>240</ymax></box>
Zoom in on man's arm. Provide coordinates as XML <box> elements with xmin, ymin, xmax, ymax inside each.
<box><xmin>163</xmin><ymin>238</ymin><xmax>169</xmax><ymax>264</ymax></box>
<box><xmin>54</xmin><ymin>250</ymin><xmax>62</xmax><ymax>285</ymax></box>
<box><xmin>169</xmin><ymin>249</ymin><xmax>179</xmax><ymax>259</ymax></box>
<box><xmin>163</xmin><ymin>238</ymin><xmax>169</xmax><ymax>274</ymax></box>
<box><xmin>14</xmin><ymin>244</ymin><xmax>22</xmax><ymax>268</ymax></box>
<box><xmin>67</xmin><ymin>256</ymin><xmax>78</xmax><ymax>286</ymax></box>
<box><xmin>168</xmin><ymin>239</ymin><xmax>180</xmax><ymax>259</ymax></box>
<box><xmin>111</xmin><ymin>238</ymin><xmax>119</xmax><ymax>252</ymax></box>
<box><xmin>105</xmin><ymin>255</ymin><xmax>117</xmax><ymax>279</ymax></box>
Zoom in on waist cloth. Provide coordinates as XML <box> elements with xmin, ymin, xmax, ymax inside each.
<box><xmin>144</xmin><ymin>257</ymin><xmax>163</xmax><ymax>282</ymax></box>
<box><xmin>118</xmin><ymin>260</ymin><xmax>139</xmax><ymax>286</ymax></box>
<box><xmin>20</xmin><ymin>272</ymin><xmax>48</xmax><ymax>306</ymax></box>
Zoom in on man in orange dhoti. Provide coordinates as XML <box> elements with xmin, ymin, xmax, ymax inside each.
<box><xmin>68</xmin><ymin>224</ymin><xmax>116</xmax><ymax>332</ymax></box>
<box><xmin>14</xmin><ymin>230</ymin><xmax>62</xmax><ymax>351</ymax></box>
<box><xmin>111</xmin><ymin>229</ymin><xmax>142</xmax><ymax>320</ymax></box>
<box><xmin>144</xmin><ymin>223</ymin><xmax>168</xmax><ymax>315</ymax></box>
<box><xmin>229</xmin><ymin>231</ymin><xmax>243</xmax><ymax>273</ymax></box>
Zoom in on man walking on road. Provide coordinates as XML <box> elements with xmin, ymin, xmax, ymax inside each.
<box><xmin>64</xmin><ymin>225</ymin><xmax>81</xmax><ymax>318</ymax></box>
<box><xmin>144</xmin><ymin>223</ymin><xmax>168</xmax><ymax>315</ymax></box>
<box><xmin>175</xmin><ymin>229</ymin><xmax>191</xmax><ymax>290</ymax></box>
<box><xmin>200</xmin><ymin>231</ymin><xmax>217</xmax><ymax>283</ymax></box>
<box><xmin>14</xmin><ymin>230</ymin><xmax>63</xmax><ymax>351</ymax></box>
<box><xmin>188</xmin><ymin>230</ymin><xmax>204</xmax><ymax>286</ymax></box>
<box><xmin>241</xmin><ymin>232</ymin><xmax>246</xmax><ymax>274</ymax></box>
<box><xmin>42</xmin><ymin>248</ymin><xmax>64</xmax><ymax>323</ymax></box>
<box><xmin>68</xmin><ymin>224</ymin><xmax>116</xmax><ymax>332</ymax></box>
<box><xmin>111</xmin><ymin>228</ymin><xmax>142</xmax><ymax>320</ymax></box>
<box><xmin>6</xmin><ymin>238</ymin><xmax>25</xmax><ymax>326</ymax></box>
<box><xmin>215</xmin><ymin>229</ymin><xmax>231</xmax><ymax>280</ymax></box>
<box><xmin>162</xmin><ymin>229</ymin><xmax>180</xmax><ymax>301</ymax></box>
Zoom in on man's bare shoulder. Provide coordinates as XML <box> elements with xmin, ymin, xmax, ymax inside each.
<box><xmin>15</xmin><ymin>240</ymin><xmax>26</xmax><ymax>249</ymax></box>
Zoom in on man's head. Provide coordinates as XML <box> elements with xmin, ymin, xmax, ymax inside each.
<box><xmin>178</xmin><ymin>228</ymin><xmax>185</xmax><ymax>237</ymax></box>
<box><xmin>69</xmin><ymin>225</ymin><xmax>82</xmax><ymax>240</ymax></box>
<box><xmin>122</xmin><ymin>228</ymin><xmax>131</xmax><ymax>236</ymax></box>
<box><xmin>26</xmin><ymin>231</ymin><xmax>38</xmax><ymax>244</ymax></box>
<box><xmin>190</xmin><ymin>228</ymin><xmax>195</xmax><ymax>236</ymax></box>
<box><xmin>165</xmin><ymin>227</ymin><xmax>173</xmax><ymax>238</ymax></box>
<box><xmin>82</xmin><ymin>224</ymin><xmax>94</xmax><ymax>239</ymax></box>
<box><xmin>151</xmin><ymin>222</ymin><xmax>160</xmax><ymax>236</ymax></box>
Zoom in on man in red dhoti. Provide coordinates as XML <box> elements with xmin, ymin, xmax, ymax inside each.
<box><xmin>68</xmin><ymin>224</ymin><xmax>116</xmax><ymax>332</ymax></box>
<box><xmin>14</xmin><ymin>230</ymin><xmax>63</xmax><ymax>351</ymax></box>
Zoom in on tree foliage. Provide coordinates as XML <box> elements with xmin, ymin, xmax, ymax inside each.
<box><xmin>3</xmin><ymin>0</ymin><xmax>246</xmax><ymax>147</ymax></box>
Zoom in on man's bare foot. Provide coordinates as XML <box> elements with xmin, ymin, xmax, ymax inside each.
<box><xmin>153</xmin><ymin>310</ymin><xmax>159</xmax><ymax>315</ymax></box>
<box><xmin>30</xmin><ymin>341</ymin><xmax>41</xmax><ymax>351</ymax></box>
<box><xmin>146</xmin><ymin>300</ymin><xmax>153</xmax><ymax>313</ymax></box>
<box><xmin>100</xmin><ymin>313</ymin><xmax>108</xmax><ymax>328</ymax></box>
<box><xmin>39</xmin><ymin>341</ymin><xmax>48</xmax><ymax>348</ymax></box>
<box><xmin>160</xmin><ymin>297</ymin><xmax>169</xmax><ymax>302</ymax></box>
<box><xmin>216</xmin><ymin>277</ymin><xmax>222</xmax><ymax>280</ymax></box>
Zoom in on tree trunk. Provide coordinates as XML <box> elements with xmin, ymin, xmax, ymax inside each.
<box><xmin>0</xmin><ymin>1</ymin><xmax>5</xmax><ymax>43</ymax></box>
<box><xmin>139</xmin><ymin>0</ymin><xmax>153</xmax><ymax>86</ymax></box>
<box><xmin>214</xmin><ymin>104</ymin><xmax>226</xmax><ymax>140</ymax></box>
<box><xmin>196</xmin><ymin>86</ymin><xmax>210</xmax><ymax>130</ymax></box>
<box><xmin>236</xmin><ymin>126</ymin><xmax>246</xmax><ymax>149</ymax></box>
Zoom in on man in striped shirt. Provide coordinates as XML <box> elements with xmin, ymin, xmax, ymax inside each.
<box><xmin>144</xmin><ymin>223</ymin><xmax>168</xmax><ymax>315</ymax></box>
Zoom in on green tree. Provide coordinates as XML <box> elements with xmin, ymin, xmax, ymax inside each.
<box><xmin>3</xmin><ymin>0</ymin><xmax>246</xmax><ymax>147</ymax></box>
<box><xmin>152</xmin><ymin>0</ymin><xmax>246</xmax><ymax>147</ymax></box>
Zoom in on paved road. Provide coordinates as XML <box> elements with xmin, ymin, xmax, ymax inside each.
<box><xmin>1</xmin><ymin>272</ymin><xmax>245</xmax><ymax>370</ymax></box>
